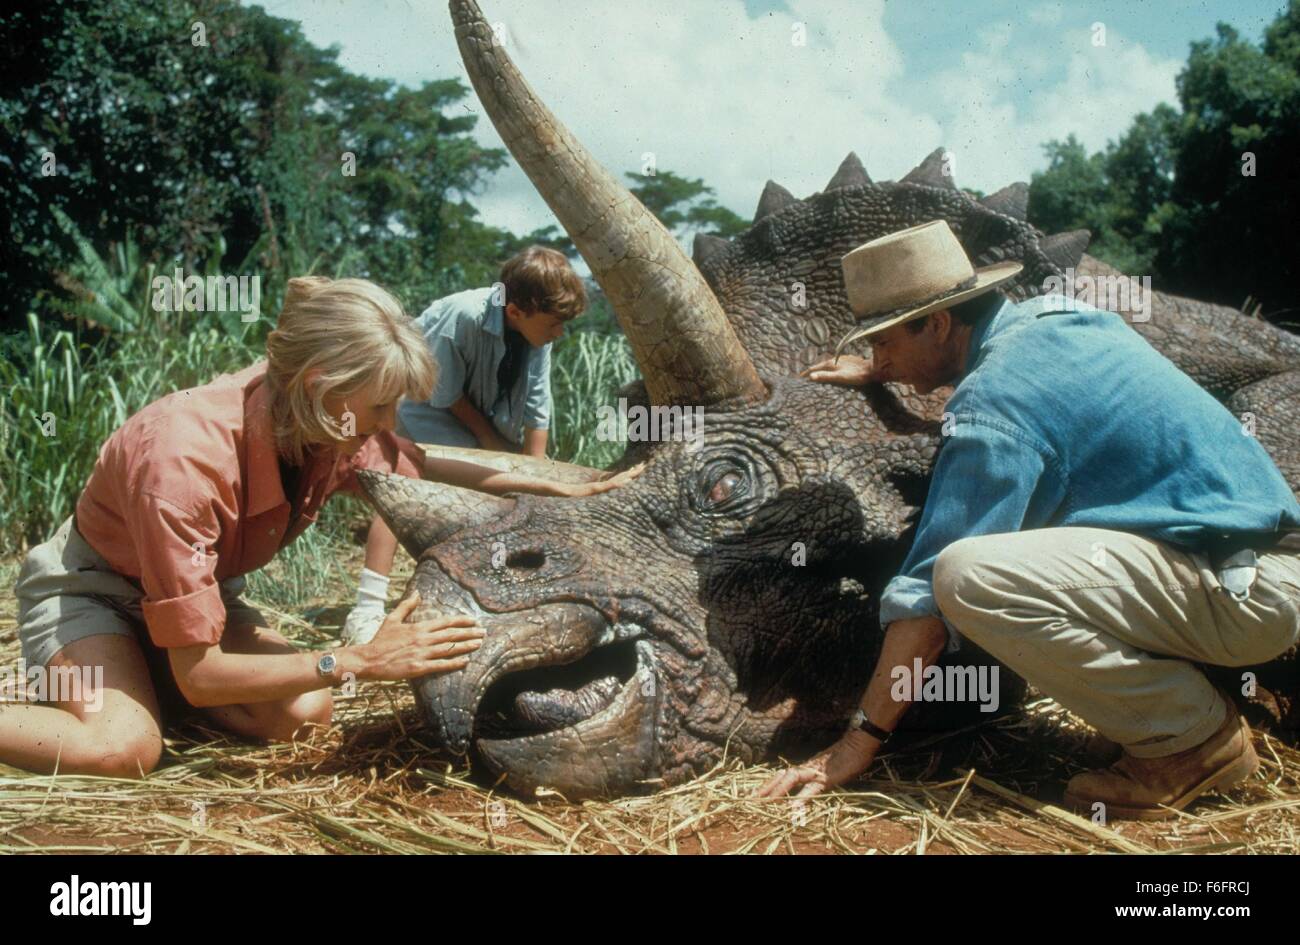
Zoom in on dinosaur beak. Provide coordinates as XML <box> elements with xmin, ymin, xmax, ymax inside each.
<box><xmin>402</xmin><ymin>557</ymin><xmax>659</xmax><ymax>798</ymax></box>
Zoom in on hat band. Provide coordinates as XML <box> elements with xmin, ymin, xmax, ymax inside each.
<box><xmin>856</xmin><ymin>272</ymin><xmax>979</xmax><ymax>325</ymax></box>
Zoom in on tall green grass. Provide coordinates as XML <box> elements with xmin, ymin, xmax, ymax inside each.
<box><xmin>548</xmin><ymin>294</ymin><xmax>640</xmax><ymax>468</ymax></box>
<box><xmin>0</xmin><ymin>311</ymin><xmax>254</xmax><ymax>550</ymax></box>
<box><xmin>243</xmin><ymin>498</ymin><xmax>362</xmax><ymax>613</ymax></box>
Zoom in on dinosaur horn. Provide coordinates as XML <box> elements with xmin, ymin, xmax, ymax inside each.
<box><xmin>1040</xmin><ymin>229</ymin><xmax>1091</xmax><ymax>270</ymax></box>
<box><xmin>980</xmin><ymin>182</ymin><xmax>1029</xmax><ymax>221</ymax></box>
<box><xmin>356</xmin><ymin>470</ymin><xmax>514</xmax><ymax>558</ymax></box>
<box><xmin>902</xmin><ymin>147</ymin><xmax>957</xmax><ymax>190</ymax></box>
<box><xmin>450</xmin><ymin>0</ymin><xmax>766</xmax><ymax>407</ymax></box>
<box><xmin>692</xmin><ymin>233</ymin><xmax>729</xmax><ymax>269</ymax></box>
<box><xmin>826</xmin><ymin>151</ymin><xmax>871</xmax><ymax>191</ymax></box>
<box><xmin>754</xmin><ymin>180</ymin><xmax>797</xmax><ymax>221</ymax></box>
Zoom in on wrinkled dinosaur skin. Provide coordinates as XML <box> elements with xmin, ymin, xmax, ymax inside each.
<box><xmin>364</xmin><ymin>1</ymin><xmax>1300</xmax><ymax>798</ymax></box>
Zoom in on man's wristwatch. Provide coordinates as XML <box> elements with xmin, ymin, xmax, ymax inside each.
<box><xmin>848</xmin><ymin>708</ymin><xmax>893</xmax><ymax>744</ymax></box>
<box><xmin>316</xmin><ymin>651</ymin><xmax>339</xmax><ymax>684</ymax></box>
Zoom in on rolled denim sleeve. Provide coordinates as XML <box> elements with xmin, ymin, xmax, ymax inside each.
<box><xmin>879</xmin><ymin>416</ymin><xmax>1066</xmax><ymax>652</ymax></box>
<box><xmin>523</xmin><ymin>342</ymin><xmax>552</xmax><ymax>430</ymax></box>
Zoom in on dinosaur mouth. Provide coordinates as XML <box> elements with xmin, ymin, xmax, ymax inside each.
<box><xmin>411</xmin><ymin>603</ymin><xmax>661</xmax><ymax>797</ymax></box>
<box><xmin>473</xmin><ymin>634</ymin><xmax>660</xmax><ymax>797</ymax></box>
<box><xmin>476</xmin><ymin>625</ymin><xmax>648</xmax><ymax>738</ymax></box>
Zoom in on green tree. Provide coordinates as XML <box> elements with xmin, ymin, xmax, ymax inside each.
<box><xmin>1028</xmin><ymin>1</ymin><xmax>1300</xmax><ymax>322</ymax></box>
<box><xmin>624</xmin><ymin>168</ymin><xmax>748</xmax><ymax>237</ymax></box>
<box><xmin>1157</xmin><ymin>15</ymin><xmax>1300</xmax><ymax>315</ymax></box>
<box><xmin>1027</xmin><ymin>134</ymin><xmax>1111</xmax><ymax>246</ymax></box>
<box><xmin>0</xmin><ymin>0</ymin><xmax>533</xmax><ymax>326</ymax></box>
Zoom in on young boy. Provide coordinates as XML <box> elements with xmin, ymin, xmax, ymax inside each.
<box><xmin>343</xmin><ymin>246</ymin><xmax>589</xmax><ymax>643</ymax></box>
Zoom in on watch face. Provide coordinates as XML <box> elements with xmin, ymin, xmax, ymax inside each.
<box><xmin>319</xmin><ymin>653</ymin><xmax>337</xmax><ymax>675</ymax></box>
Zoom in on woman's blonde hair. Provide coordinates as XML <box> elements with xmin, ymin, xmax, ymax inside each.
<box><xmin>265</xmin><ymin>276</ymin><xmax>436</xmax><ymax>464</ymax></box>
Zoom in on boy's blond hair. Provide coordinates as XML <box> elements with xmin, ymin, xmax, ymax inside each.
<box><xmin>265</xmin><ymin>276</ymin><xmax>436</xmax><ymax>464</ymax></box>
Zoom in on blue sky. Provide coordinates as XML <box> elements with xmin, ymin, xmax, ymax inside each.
<box><xmin>257</xmin><ymin>0</ymin><xmax>1285</xmax><ymax>241</ymax></box>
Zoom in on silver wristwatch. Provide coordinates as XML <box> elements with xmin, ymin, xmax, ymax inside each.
<box><xmin>316</xmin><ymin>651</ymin><xmax>339</xmax><ymax>683</ymax></box>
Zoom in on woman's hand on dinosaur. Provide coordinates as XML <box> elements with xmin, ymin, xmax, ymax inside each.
<box><xmin>800</xmin><ymin>354</ymin><xmax>879</xmax><ymax>387</ymax></box>
<box><xmin>350</xmin><ymin>592</ymin><xmax>484</xmax><ymax>681</ymax></box>
<box><xmin>566</xmin><ymin>462</ymin><xmax>647</xmax><ymax>496</ymax></box>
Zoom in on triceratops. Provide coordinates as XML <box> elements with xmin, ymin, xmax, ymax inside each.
<box><xmin>358</xmin><ymin>0</ymin><xmax>1300</xmax><ymax>798</ymax></box>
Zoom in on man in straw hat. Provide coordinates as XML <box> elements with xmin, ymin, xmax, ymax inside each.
<box><xmin>758</xmin><ymin>220</ymin><xmax>1300</xmax><ymax>819</ymax></box>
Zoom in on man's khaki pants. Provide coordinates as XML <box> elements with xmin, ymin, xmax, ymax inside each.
<box><xmin>933</xmin><ymin>527</ymin><xmax>1300</xmax><ymax>758</ymax></box>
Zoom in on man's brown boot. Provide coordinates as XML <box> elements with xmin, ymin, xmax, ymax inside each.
<box><xmin>1080</xmin><ymin>731</ymin><xmax>1123</xmax><ymax>767</ymax></box>
<box><xmin>1063</xmin><ymin>699</ymin><xmax>1258</xmax><ymax>821</ymax></box>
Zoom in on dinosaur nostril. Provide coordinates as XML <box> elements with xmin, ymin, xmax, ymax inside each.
<box><xmin>505</xmin><ymin>549</ymin><xmax>546</xmax><ymax>570</ymax></box>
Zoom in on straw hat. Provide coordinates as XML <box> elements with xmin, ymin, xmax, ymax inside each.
<box><xmin>835</xmin><ymin>220</ymin><xmax>1022</xmax><ymax>352</ymax></box>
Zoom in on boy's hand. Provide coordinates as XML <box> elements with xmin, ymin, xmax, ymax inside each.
<box><xmin>800</xmin><ymin>354</ymin><xmax>879</xmax><ymax>387</ymax></box>
<box><xmin>341</xmin><ymin>566</ymin><xmax>390</xmax><ymax>646</ymax></box>
<box><xmin>341</xmin><ymin>606</ymin><xmax>385</xmax><ymax>646</ymax></box>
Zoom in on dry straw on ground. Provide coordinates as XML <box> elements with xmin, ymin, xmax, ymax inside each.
<box><xmin>2</xmin><ymin>560</ymin><xmax>1297</xmax><ymax>855</ymax></box>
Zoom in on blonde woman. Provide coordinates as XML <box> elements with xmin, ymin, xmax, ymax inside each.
<box><xmin>3</xmin><ymin>277</ymin><xmax>633</xmax><ymax>778</ymax></box>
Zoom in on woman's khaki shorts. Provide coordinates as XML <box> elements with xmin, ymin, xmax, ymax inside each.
<box><xmin>15</xmin><ymin>516</ymin><xmax>266</xmax><ymax>708</ymax></box>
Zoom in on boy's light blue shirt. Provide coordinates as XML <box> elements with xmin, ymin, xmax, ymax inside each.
<box><xmin>397</xmin><ymin>287</ymin><xmax>552</xmax><ymax>446</ymax></box>
<box><xmin>879</xmin><ymin>293</ymin><xmax>1300</xmax><ymax>652</ymax></box>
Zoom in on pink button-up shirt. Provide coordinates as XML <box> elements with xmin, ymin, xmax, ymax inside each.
<box><xmin>75</xmin><ymin>361</ymin><xmax>423</xmax><ymax>648</ymax></box>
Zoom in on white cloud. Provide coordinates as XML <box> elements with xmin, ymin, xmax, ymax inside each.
<box><xmin>448</xmin><ymin>0</ymin><xmax>940</xmax><ymax>237</ymax></box>
<box><xmin>1028</xmin><ymin>3</ymin><xmax>1065</xmax><ymax>27</ymax></box>
<box><xmin>264</xmin><ymin>0</ymin><xmax>1181</xmax><ymax>239</ymax></box>
<box><xmin>925</xmin><ymin>22</ymin><xmax>1180</xmax><ymax>194</ymax></box>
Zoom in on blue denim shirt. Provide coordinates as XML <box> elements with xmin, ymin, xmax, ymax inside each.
<box><xmin>879</xmin><ymin>293</ymin><xmax>1300</xmax><ymax>651</ymax></box>
<box><xmin>397</xmin><ymin>287</ymin><xmax>552</xmax><ymax>447</ymax></box>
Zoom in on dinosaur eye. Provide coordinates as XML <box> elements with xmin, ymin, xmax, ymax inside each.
<box><xmin>709</xmin><ymin>471</ymin><xmax>741</xmax><ymax>504</ymax></box>
<box><xmin>699</xmin><ymin>466</ymin><xmax>748</xmax><ymax>512</ymax></box>
<box><xmin>684</xmin><ymin>451</ymin><xmax>766</xmax><ymax>520</ymax></box>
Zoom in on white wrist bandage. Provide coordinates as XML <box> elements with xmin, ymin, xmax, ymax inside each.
<box><xmin>354</xmin><ymin>567</ymin><xmax>390</xmax><ymax>610</ymax></box>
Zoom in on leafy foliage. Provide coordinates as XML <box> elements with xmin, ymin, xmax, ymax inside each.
<box><xmin>625</xmin><ymin>169</ymin><xmax>749</xmax><ymax>238</ymax></box>
<box><xmin>0</xmin><ymin>0</ymin><xmax>528</xmax><ymax>325</ymax></box>
<box><xmin>1028</xmin><ymin>1</ymin><xmax>1300</xmax><ymax>322</ymax></box>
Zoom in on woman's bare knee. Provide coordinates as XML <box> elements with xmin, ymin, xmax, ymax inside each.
<box><xmin>61</xmin><ymin>719</ymin><xmax>163</xmax><ymax>778</ymax></box>
<box><xmin>36</xmin><ymin>634</ymin><xmax>164</xmax><ymax>777</ymax></box>
<box><xmin>270</xmin><ymin>689</ymin><xmax>333</xmax><ymax>741</ymax></box>
<box><xmin>93</xmin><ymin>734</ymin><xmax>163</xmax><ymax>778</ymax></box>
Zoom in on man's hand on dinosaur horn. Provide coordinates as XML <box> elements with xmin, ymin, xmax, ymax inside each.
<box><xmin>753</xmin><ymin>731</ymin><xmax>878</xmax><ymax>799</ymax></box>
<box><xmin>800</xmin><ymin>354</ymin><xmax>879</xmax><ymax>387</ymax></box>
